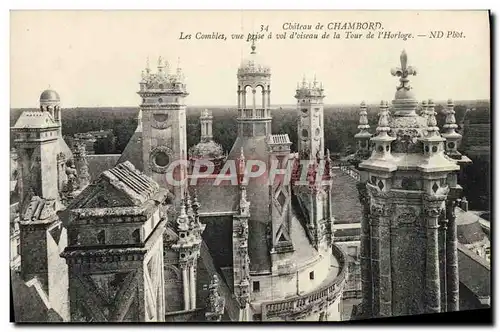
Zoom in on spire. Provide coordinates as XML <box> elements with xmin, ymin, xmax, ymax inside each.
<box><xmin>357</xmin><ymin>101</ymin><xmax>370</xmax><ymax>132</ymax></box>
<box><xmin>176</xmin><ymin>198</ymin><xmax>190</xmax><ymax>233</ymax></box>
<box><xmin>376</xmin><ymin>101</ymin><xmax>391</xmax><ymax>137</ymax></box>
<box><xmin>146</xmin><ymin>56</ymin><xmax>150</xmax><ymax>74</ymax></box>
<box><xmin>313</xmin><ymin>74</ymin><xmax>318</xmax><ymax>87</ymax></box>
<box><xmin>302</xmin><ymin>75</ymin><xmax>307</xmax><ymax>88</ymax></box>
<box><xmin>192</xmin><ymin>189</ymin><xmax>201</xmax><ymax>216</ymax></box>
<box><xmin>443</xmin><ymin>99</ymin><xmax>459</xmax><ymax>134</ymax></box>
<box><xmin>425</xmin><ymin>99</ymin><xmax>440</xmax><ymax>138</ymax></box>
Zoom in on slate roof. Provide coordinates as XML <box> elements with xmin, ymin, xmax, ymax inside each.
<box><xmin>117</xmin><ymin>129</ymin><xmax>143</xmax><ymax>171</ymax></box>
<box><xmin>458</xmin><ymin>243</ymin><xmax>490</xmax><ymax>300</ymax></box>
<box><xmin>86</xmin><ymin>154</ymin><xmax>121</xmax><ymax>181</ymax></box>
<box><xmin>330</xmin><ymin>168</ymin><xmax>363</xmax><ymax>224</ymax></box>
<box><xmin>456</xmin><ymin>208</ymin><xmax>489</xmax><ymax>245</ymax></box>
<box><xmin>12</xmin><ymin>111</ymin><xmax>58</xmax><ymax>129</ymax></box>
<box><xmin>11</xmin><ymin>271</ymin><xmax>63</xmax><ymax>322</ymax></box>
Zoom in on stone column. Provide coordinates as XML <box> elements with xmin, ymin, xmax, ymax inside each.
<box><xmin>446</xmin><ymin>199</ymin><xmax>459</xmax><ymax>311</ymax></box>
<box><xmin>262</xmin><ymin>90</ymin><xmax>266</xmax><ymax>110</ymax></box>
<box><xmin>267</xmin><ymin>88</ymin><xmax>271</xmax><ymax>108</ymax></box>
<box><xmin>242</xmin><ymin>92</ymin><xmax>246</xmax><ymax>109</ymax></box>
<box><xmin>357</xmin><ymin>183</ymin><xmax>372</xmax><ymax>317</ymax></box>
<box><xmin>238</xmin><ymin>90</ymin><xmax>241</xmax><ymax>109</ymax></box>
<box><xmin>189</xmin><ymin>262</ymin><xmax>196</xmax><ymax>309</ymax></box>
<box><xmin>425</xmin><ymin>205</ymin><xmax>441</xmax><ymax>313</ymax></box>
<box><xmin>181</xmin><ymin>264</ymin><xmax>189</xmax><ymax>310</ymax></box>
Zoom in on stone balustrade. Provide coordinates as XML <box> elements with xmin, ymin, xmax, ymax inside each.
<box><xmin>339</xmin><ymin>164</ymin><xmax>360</xmax><ymax>181</ymax></box>
<box><xmin>261</xmin><ymin>245</ymin><xmax>347</xmax><ymax>320</ymax></box>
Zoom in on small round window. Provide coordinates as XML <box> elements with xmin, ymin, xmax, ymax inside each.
<box><xmin>158</xmin><ymin>98</ymin><xmax>163</xmax><ymax>103</ymax></box>
<box><xmin>155</xmin><ymin>152</ymin><xmax>170</xmax><ymax>167</ymax></box>
<box><xmin>448</xmin><ymin>142</ymin><xmax>455</xmax><ymax>149</ymax></box>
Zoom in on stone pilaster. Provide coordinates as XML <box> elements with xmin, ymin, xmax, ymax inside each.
<box><xmin>446</xmin><ymin>198</ymin><xmax>459</xmax><ymax>311</ymax></box>
<box><xmin>424</xmin><ymin>203</ymin><xmax>442</xmax><ymax>313</ymax></box>
<box><xmin>180</xmin><ymin>261</ymin><xmax>190</xmax><ymax>310</ymax></box>
<box><xmin>205</xmin><ymin>275</ymin><xmax>225</xmax><ymax>321</ymax></box>
<box><xmin>356</xmin><ymin>182</ymin><xmax>372</xmax><ymax>317</ymax></box>
<box><xmin>369</xmin><ymin>204</ymin><xmax>381</xmax><ymax>316</ymax></box>
<box><xmin>438</xmin><ymin>209</ymin><xmax>448</xmax><ymax>311</ymax></box>
<box><xmin>189</xmin><ymin>262</ymin><xmax>196</xmax><ymax>309</ymax></box>
<box><xmin>379</xmin><ymin>204</ymin><xmax>392</xmax><ymax>316</ymax></box>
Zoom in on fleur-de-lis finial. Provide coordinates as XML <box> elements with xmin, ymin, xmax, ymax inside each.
<box><xmin>390</xmin><ymin>50</ymin><xmax>417</xmax><ymax>91</ymax></box>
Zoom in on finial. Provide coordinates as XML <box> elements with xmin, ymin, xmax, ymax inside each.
<box><xmin>158</xmin><ymin>56</ymin><xmax>164</xmax><ymax>68</ymax></box>
<box><xmin>358</xmin><ymin>101</ymin><xmax>370</xmax><ymax>130</ymax></box>
<box><xmin>390</xmin><ymin>50</ymin><xmax>417</xmax><ymax>91</ymax></box>
<box><xmin>179</xmin><ymin>198</ymin><xmax>187</xmax><ymax>217</ymax></box>
<box><xmin>376</xmin><ymin>101</ymin><xmax>391</xmax><ymax>135</ymax></box>
<box><xmin>146</xmin><ymin>57</ymin><xmax>150</xmax><ymax>73</ymax></box>
<box><xmin>313</xmin><ymin>74</ymin><xmax>317</xmax><ymax>87</ymax></box>
<box><xmin>250</xmin><ymin>38</ymin><xmax>256</xmax><ymax>54</ymax></box>
<box><xmin>426</xmin><ymin>99</ymin><xmax>439</xmax><ymax>137</ymax></box>
<box><xmin>302</xmin><ymin>75</ymin><xmax>307</xmax><ymax>87</ymax></box>
<box><xmin>443</xmin><ymin>98</ymin><xmax>459</xmax><ymax>132</ymax></box>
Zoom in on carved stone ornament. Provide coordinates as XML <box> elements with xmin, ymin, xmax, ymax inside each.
<box><xmin>424</xmin><ymin>206</ymin><xmax>442</xmax><ymax>218</ymax></box>
<box><xmin>149</xmin><ymin>146</ymin><xmax>173</xmax><ymax>173</ymax></box>
<box><xmin>396</xmin><ymin>210</ymin><xmax>417</xmax><ymax>225</ymax></box>
<box><xmin>356</xmin><ymin>183</ymin><xmax>370</xmax><ymax>207</ymax></box>
<box><xmin>370</xmin><ymin>204</ymin><xmax>384</xmax><ymax>217</ymax></box>
<box><xmin>151</xmin><ymin>112</ymin><xmax>171</xmax><ymax>129</ymax></box>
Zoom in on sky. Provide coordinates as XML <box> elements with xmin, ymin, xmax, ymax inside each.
<box><xmin>10</xmin><ymin>10</ymin><xmax>490</xmax><ymax>108</ymax></box>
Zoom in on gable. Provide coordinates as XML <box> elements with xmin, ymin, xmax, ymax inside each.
<box><xmin>67</xmin><ymin>181</ymin><xmax>136</xmax><ymax>210</ymax></box>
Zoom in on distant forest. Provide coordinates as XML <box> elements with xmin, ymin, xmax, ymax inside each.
<box><xmin>10</xmin><ymin>100</ymin><xmax>491</xmax><ymax>210</ymax></box>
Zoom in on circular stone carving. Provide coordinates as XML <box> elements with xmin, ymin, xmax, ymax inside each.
<box><xmin>150</xmin><ymin>146</ymin><xmax>173</xmax><ymax>173</ymax></box>
<box><xmin>432</xmin><ymin>146</ymin><xmax>438</xmax><ymax>153</ymax></box>
<box><xmin>448</xmin><ymin>142</ymin><xmax>455</xmax><ymax>149</ymax></box>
